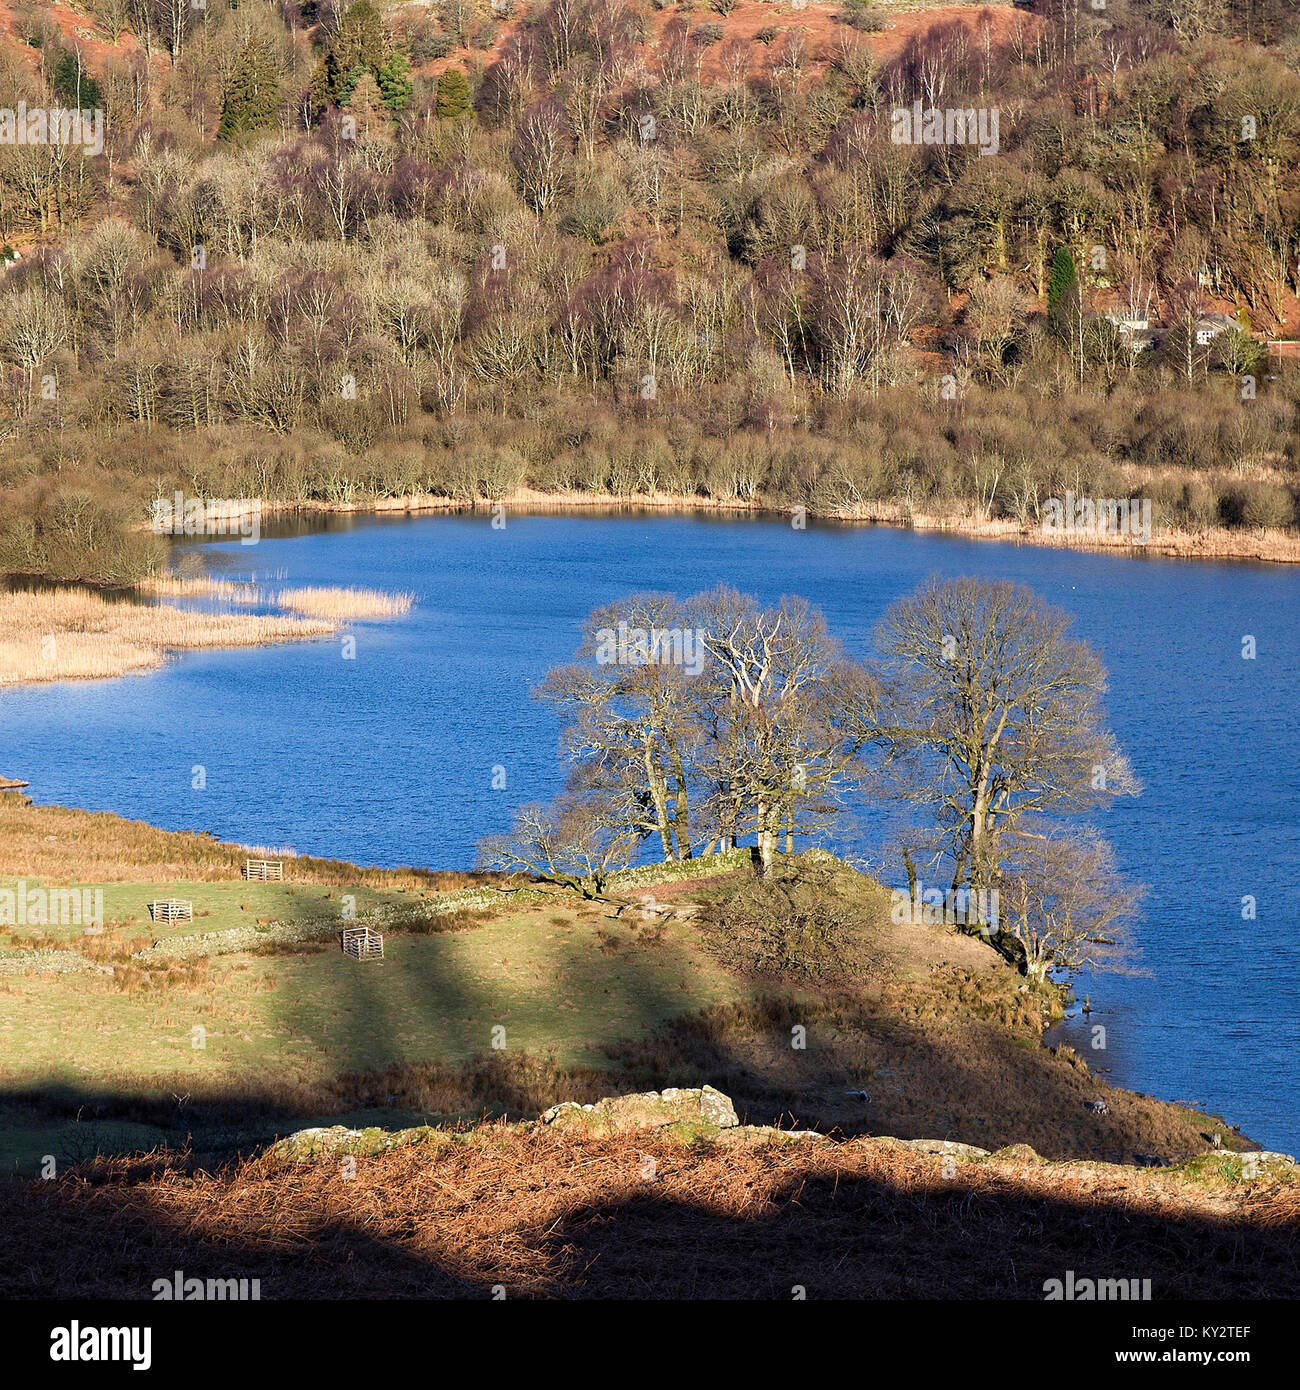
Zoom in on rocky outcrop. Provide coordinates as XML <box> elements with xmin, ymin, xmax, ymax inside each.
<box><xmin>885</xmin><ymin>1138</ymin><xmax>990</xmax><ymax>1159</ymax></box>
<box><xmin>1178</xmin><ymin>1150</ymin><xmax>1297</xmax><ymax>1181</ymax></box>
<box><xmin>717</xmin><ymin>1125</ymin><xmax>829</xmax><ymax>1148</ymax></box>
<box><xmin>987</xmin><ymin>1143</ymin><xmax>1044</xmax><ymax>1164</ymax></box>
<box><xmin>260</xmin><ymin>1089</ymin><xmax>1299</xmax><ymax>1186</ymax></box>
<box><xmin>540</xmin><ymin>1085</ymin><xmax>739</xmax><ymax>1138</ymax></box>
<box><xmin>265</xmin><ymin>1124</ymin><xmax>457</xmax><ymax>1162</ymax></box>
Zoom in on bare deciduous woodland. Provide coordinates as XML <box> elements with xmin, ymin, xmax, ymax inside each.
<box><xmin>0</xmin><ymin>0</ymin><xmax>1298</xmax><ymax>581</ymax></box>
<box><xmin>488</xmin><ymin>578</ymin><xmax>1143</xmax><ymax>976</ymax></box>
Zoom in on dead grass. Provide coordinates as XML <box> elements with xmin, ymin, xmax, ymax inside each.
<box><xmin>0</xmin><ymin>577</ymin><xmax>416</xmax><ymax>686</ymax></box>
<box><xmin>275</xmin><ymin>586</ymin><xmax>415</xmax><ymax>619</ymax></box>
<box><xmin>0</xmin><ymin>587</ymin><xmax>336</xmax><ymax>687</ymax></box>
<box><xmin>600</xmin><ymin>984</ymin><xmax>1235</xmax><ymax>1163</ymax></box>
<box><xmin>255</xmin><ymin>486</ymin><xmax>1300</xmax><ymax>565</ymax></box>
<box><xmin>138</xmin><ymin>575</ymin><xmax>262</xmax><ymax>605</ymax></box>
<box><xmin>3</xmin><ymin>1124</ymin><xmax>1296</xmax><ymax>1299</ymax></box>
<box><xmin>825</xmin><ymin>501</ymin><xmax>1300</xmax><ymax>564</ymax></box>
<box><xmin>0</xmin><ymin>798</ymin><xmax>481</xmax><ymax>889</ymax></box>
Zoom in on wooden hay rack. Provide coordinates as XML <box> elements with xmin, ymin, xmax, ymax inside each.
<box><xmin>150</xmin><ymin>898</ymin><xmax>193</xmax><ymax>924</ymax></box>
<box><xmin>341</xmin><ymin>925</ymin><xmax>384</xmax><ymax>961</ymax></box>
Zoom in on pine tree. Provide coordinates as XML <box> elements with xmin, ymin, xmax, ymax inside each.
<box><xmin>436</xmin><ymin>67</ymin><xmax>471</xmax><ymax>121</ymax></box>
<box><xmin>218</xmin><ymin>35</ymin><xmax>281</xmax><ymax>140</ymax></box>
<box><xmin>332</xmin><ymin>1</ymin><xmax>385</xmax><ymax>81</ymax></box>
<box><xmin>1047</xmin><ymin>247</ymin><xmax>1079</xmax><ymax>336</ymax></box>
<box><xmin>376</xmin><ymin>54</ymin><xmax>413</xmax><ymax>116</ymax></box>
<box><xmin>308</xmin><ymin>55</ymin><xmax>335</xmax><ymax>119</ymax></box>
<box><xmin>336</xmin><ymin>64</ymin><xmax>368</xmax><ymax>108</ymax></box>
<box><xmin>51</xmin><ymin>48</ymin><xmax>103</xmax><ymax>110</ymax></box>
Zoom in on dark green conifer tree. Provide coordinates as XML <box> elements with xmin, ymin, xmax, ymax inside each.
<box><xmin>218</xmin><ymin>35</ymin><xmax>281</xmax><ymax>140</ymax></box>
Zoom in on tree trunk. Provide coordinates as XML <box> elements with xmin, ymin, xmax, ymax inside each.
<box><xmin>756</xmin><ymin>798</ymin><xmax>774</xmax><ymax>876</ymax></box>
<box><xmin>642</xmin><ymin>741</ymin><xmax>674</xmax><ymax>862</ymax></box>
<box><xmin>668</xmin><ymin>738</ymin><xmax>692</xmax><ymax>859</ymax></box>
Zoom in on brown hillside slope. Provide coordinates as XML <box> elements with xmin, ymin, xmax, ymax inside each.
<box><xmin>3</xmin><ymin>1115</ymin><xmax>1297</xmax><ymax>1298</ymax></box>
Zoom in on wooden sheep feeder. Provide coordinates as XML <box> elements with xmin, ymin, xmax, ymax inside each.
<box><xmin>244</xmin><ymin>857</ymin><xmax>284</xmax><ymax>882</ymax></box>
<box><xmin>150</xmin><ymin>898</ymin><xmax>194</xmax><ymax>924</ymax></box>
<box><xmin>341</xmin><ymin>926</ymin><xmax>384</xmax><ymax>962</ymax></box>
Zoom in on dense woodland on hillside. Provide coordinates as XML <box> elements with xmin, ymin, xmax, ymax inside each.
<box><xmin>1</xmin><ymin>0</ymin><xmax>1299</xmax><ymax>582</ymax></box>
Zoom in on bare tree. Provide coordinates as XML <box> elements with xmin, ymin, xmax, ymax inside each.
<box><xmin>538</xmin><ymin>592</ymin><xmax>699</xmax><ymax>863</ymax></box>
<box><xmin>873</xmin><ymin>577</ymin><xmax>1140</xmax><ymax>925</ymax></box>
<box><xmin>689</xmin><ymin>585</ymin><xmax>878</xmax><ymax>873</ymax></box>
<box><xmin>965</xmin><ymin>273</ymin><xmax>1026</xmax><ymax>384</ymax></box>
<box><xmin>479</xmin><ymin>792</ymin><xmax>639</xmax><ymax>899</ymax></box>
<box><xmin>511</xmin><ymin>102</ymin><xmax>571</xmax><ymax>217</ymax></box>
<box><xmin>2</xmin><ymin>286</ymin><xmax>68</xmax><ymax>410</ymax></box>
<box><xmin>998</xmin><ymin>825</ymin><xmax>1145</xmax><ymax>978</ymax></box>
<box><xmin>1162</xmin><ymin>275</ymin><xmax>1213</xmax><ymax>385</ymax></box>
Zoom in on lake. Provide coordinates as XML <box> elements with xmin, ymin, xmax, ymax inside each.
<box><xmin>4</xmin><ymin>510</ymin><xmax>1298</xmax><ymax>1151</ymax></box>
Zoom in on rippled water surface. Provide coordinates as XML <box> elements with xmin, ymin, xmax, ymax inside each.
<box><xmin>4</xmin><ymin>512</ymin><xmax>1297</xmax><ymax>1148</ymax></box>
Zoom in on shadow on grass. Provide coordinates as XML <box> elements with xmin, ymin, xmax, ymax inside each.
<box><xmin>0</xmin><ymin>981</ymin><xmax>1243</xmax><ymax>1177</ymax></box>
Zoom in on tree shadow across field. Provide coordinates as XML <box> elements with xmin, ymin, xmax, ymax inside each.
<box><xmin>2</xmin><ymin>926</ymin><xmax>1294</xmax><ymax>1300</ymax></box>
<box><xmin>261</xmin><ymin>900</ymin><xmax>738</xmax><ymax>1090</ymax></box>
<box><xmin>0</xmin><ymin>934</ymin><xmax>1242</xmax><ymax>1176</ymax></box>
<box><xmin>0</xmin><ymin>898</ymin><xmax>744</xmax><ymax>1171</ymax></box>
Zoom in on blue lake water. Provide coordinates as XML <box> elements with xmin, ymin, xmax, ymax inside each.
<box><xmin>3</xmin><ymin>511</ymin><xmax>1298</xmax><ymax>1150</ymax></box>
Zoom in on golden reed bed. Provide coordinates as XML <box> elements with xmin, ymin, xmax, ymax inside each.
<box><xmin>0</xmin><ymin>587</ymin><xmax>339</xmax><ymax>687</ymax></box>
<box><xmin>0</xmin><ymin>576</ymin><xmax>418</xmax><ymax>689</ymax></box>
<box><xmin>140</xmin><ymin>576</ymin><xmax>415</xmax><ymax>618</ymax></box>
<box><xmin>276</xmin><ymin>585</ymin><xmax>415</xmax><ymax>619</ymax></box>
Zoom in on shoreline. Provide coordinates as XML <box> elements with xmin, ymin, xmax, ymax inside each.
<box><xmin>244</xmin><ymin>489</ymin><xmax>1300</xmax><ymax>566</ymax></box>
<box><xmin>0</xmin><ymin>792</ymin><xmax>1267</xmax><ymax>1158</ymax></box>
<box><xmin>0</xmin><ymin>582</ymin><xmax>411</xmax><ymax>689</ymax></box>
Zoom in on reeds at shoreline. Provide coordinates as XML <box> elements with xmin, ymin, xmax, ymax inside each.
<box><xmin>0</xmin><ymin>588</ymin><xmax>337</xmax><ymax>688</ymax></box>
<box><xmin>275</xmin><ymin>586</ymin><xmax>416</xmax><ymax>619</ymax></box>
<box><xmin>1</xmin><ymin>574</ymin><xmax>418</xmax><ymax>688</ymax></box>
<box><xmin>139</xmin><ymin>575</ymin><xmax>263</xmax><ymax>605</ymax></box>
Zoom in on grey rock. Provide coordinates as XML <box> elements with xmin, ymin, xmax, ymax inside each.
<box><xmin>718</xmin><ymin>1125</ymin><xmax>827</xmax><ymax>1147</ymax></box>
<box><xmin>888</xmin><ymin>1138</ymin><xmax>990</xmax><ymax>1158</ymax></box>
<box><xmin>540</xmin><ymin>1085</ymin><xmax>739</xmax><ymax>1136</ymax></box>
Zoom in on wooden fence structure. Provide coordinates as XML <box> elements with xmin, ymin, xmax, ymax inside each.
<box><xmin>150</xmin><ymin>899</ymin><xmax>193</xmax><ymax>923</ymax></box>
<box><xmin>244</xmin><ymin>858</ymin><xmax>284</xmax><ymax>882</ymax></box>
<box><xmin>341</xmin><ymin>926</ymin><xmax>384</xmax><ymax>961</ymax></box>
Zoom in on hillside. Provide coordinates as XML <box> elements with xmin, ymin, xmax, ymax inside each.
<box><xmin>2</xmin><ymin>0</ymin><xmax>1300</xmax><ymax>582</ymax></box>
<box><xmin>0</xmin><ymin>796</ymin><xmax>1253</xmax><ymax>1162</ymax></box>
<box><xmin>3</xmin><ymin>1084</ymin><xmax>1298</xmax><ymax>1299</ymax></box>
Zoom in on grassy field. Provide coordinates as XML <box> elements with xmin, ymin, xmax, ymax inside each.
<box><xmin>0</xmin><ymin>798</ymin><xmax>1252</xmax><ymax>1183</ymax></box>
<box><xmin>0</xmin><ymin>902</ymin><xmax>744</xmax><ymax>1087</ymax></box>
<box><xmin>0</xmin><ymin>801</ymin><xmax>753</xmax><ymax>1172</ymax></box>
<box><xmin>0</xmin><ymin>875</ymin><xmax>411</xmax><ymax>947</ymax></box>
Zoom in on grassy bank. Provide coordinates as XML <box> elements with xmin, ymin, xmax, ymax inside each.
<box><xmin>5</xmin><ymin>796</ymin><xmax>1288</xmax><ymax>1299</ymax></box>
<box><xmin>0</xmin><ymin>799</ymin><xmax>1252</xmax><ymax>1180</ymax></box>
